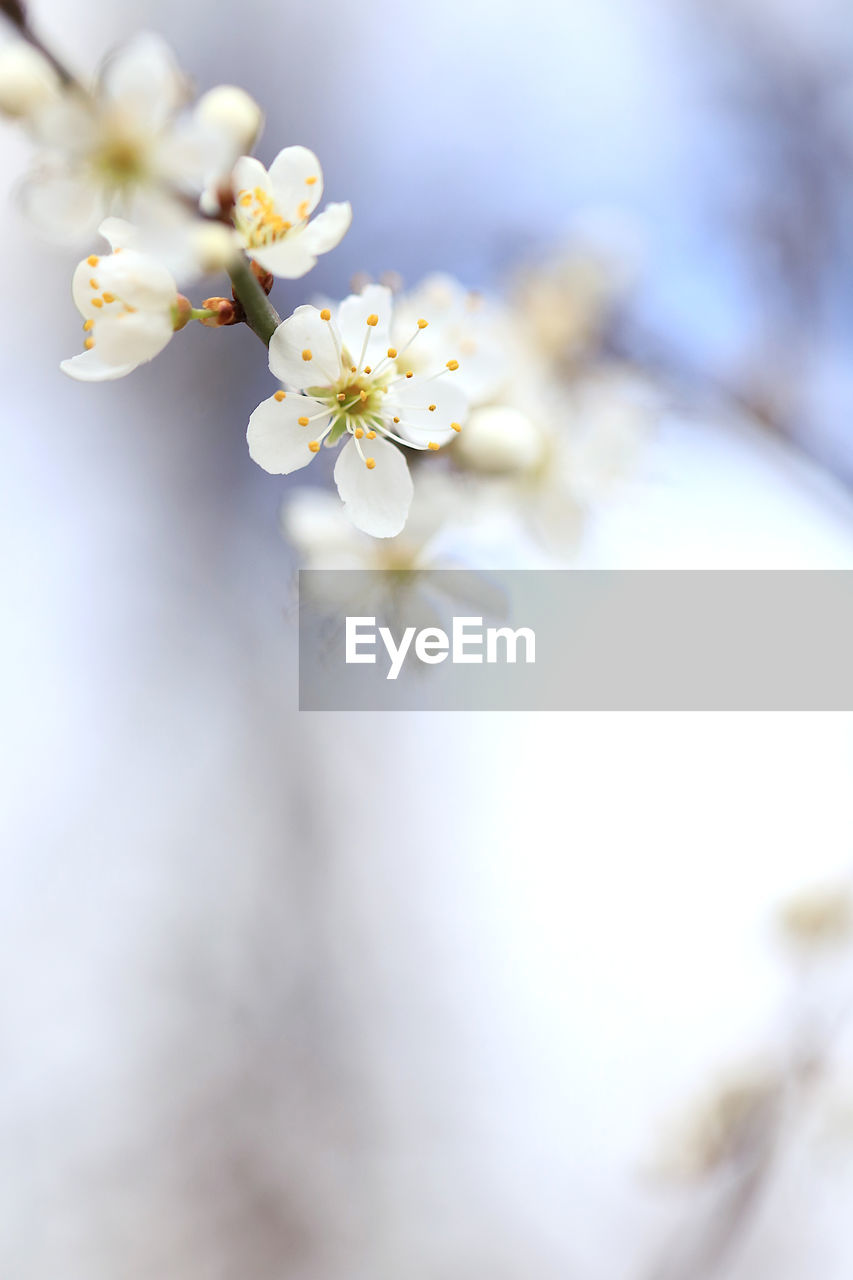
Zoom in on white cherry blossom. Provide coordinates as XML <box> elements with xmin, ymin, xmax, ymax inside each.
<box><xmin>20</xmin><ymin>33</ymin><xmax>244</xmax><ymax>244</ymax></box>
<box><xmin>247</xmin><ymin>284</ymin><xmax>469</xmax><ymax>537</ymax></box>
<box><xmin>232</xmin><ymin>147</ymin><xmax>351</xmax><ymax>279</ymax></box>
<box><xmin>60</xmin><ymin>218</ymin><xmax>179</xmax><ymax>381</ymax></box>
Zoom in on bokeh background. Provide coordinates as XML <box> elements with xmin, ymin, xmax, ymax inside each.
<box><xmin>3</xmin><ymin>0</ymin><xmax>853</xmax><ymax>1276</ymax></box>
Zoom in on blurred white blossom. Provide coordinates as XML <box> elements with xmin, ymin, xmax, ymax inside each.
<box><xmin>19</xmin><ymin>33</ymin><xmax>242</xmax><ymax>246</ymax></box>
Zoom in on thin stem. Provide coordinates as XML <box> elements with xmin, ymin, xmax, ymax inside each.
<box><xmin>1</xmin><ymin>6</ymin><xmax>79</xmax><ymax>88</ymax></box>
<box><xmin>227</xmin><ymin>256</ymin><xmax>280</xmax><ymax>346</ymax></box>
<box><xmin>22</xmin><ymin>24</ymin><xmax>76</xmax><ymax>87</ymax></box>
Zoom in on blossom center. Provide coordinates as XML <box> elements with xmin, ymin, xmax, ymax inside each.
<box><xmin>237</xmin><ymin>186</ymin><xmax>302</xmax><ymax>248</ymax></box>
<box><xmin>92</xmin><ymin>129</ymin><xmax>150</xmax><ymax>189</ymax></box>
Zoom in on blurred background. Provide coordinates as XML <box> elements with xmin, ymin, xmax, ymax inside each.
<box><xmin>3</xmin><ymin>0</ymin><xmax>853</xmax><ymax>1276</ymax></box>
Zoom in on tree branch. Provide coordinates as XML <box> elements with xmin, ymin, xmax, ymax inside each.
<box><xmin>228</xmin><ymin>256</ymin><xmax>281</xmax><ymax>347</ymax></box>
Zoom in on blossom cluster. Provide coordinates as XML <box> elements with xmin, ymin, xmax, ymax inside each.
<box><xmin>1</xmin><ymin>10</ymin><xmax>662</xmax><ymax>550</ymax></box>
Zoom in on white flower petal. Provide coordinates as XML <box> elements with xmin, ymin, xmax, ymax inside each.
<box><xmin>114</xmin><ymin>193</ymin><xmax>202</xmax><ymax>283</ymax></box>
<box><xmin>334</xmin><ymin>435</ymin><xmax>413</xmax><ymax>538</ymax></box>
<box><xmin>98</xmin><ymin>217</ymin><xmax>139</xmax><ymax>252</ymax></box>
<box><xmin>268</xmin><ymin>306</ymin><xmax>340</xmax><ymax>388</ymax></box>
<box><xmin>98</xmin><ymin>249</ymin><xmax>177</xmax><ymax>311</ymax></box>
<box><xmin>392</xmin><ymin>273</ymin><xmax>513</xmax><ymax>406</ymax></box>
<box><xmin>92</xmin><ymin>311</ymin><xmax>174</xmax><ymax>368</ymax></box>
<box><xmin>301</xmin><ymin>202</ymin><xmax>352</xmax><ymax>256</ymax></box>
<box><xmin>71</xmin><ymin>257</ymin><xmax>103</xmax><ymax>318</ymax></box>
<box><xmin>98</xmin><ymin>33</ymin><xmax>186</xmax><ymax>130</ymax></box>
<box><xmin>29</xmin><ymin>95</ymin><xmax>98</xmax><ymax>153</ymax></box>
<box><xmin>232</xmin><ymin>154</ymin><xmax>272</xmax><ymax>199</ymax></box>
<box><xmin>336</xmin><ymin>284</ymin><xmax>393</xmax><ymax>369</ymax></box>
<box><xmin>60</xmin><ymin>349</ymin><xmax>136</xmax><ymax>382</ymax></box>
<box><xmin>250</xmin><ymin>231</ymin><xmax>318</xmax><ymax>280</ymax></box>
<box><xmin>19</xmin><ymin>168</ymin><xmax>101</xmax><ymax>242</ymax></box>
<box><xmin>267</xmin><ymin>146</ymin><xmax>323</xmax><ymax>221</ymax></box>
<box><xmin>247</xmin><ymin>394</ymin><xmax>332</xmax><ymax>475</ymax></box>
<box><xmin>155</xmin><ymin>114</ymin><xmax>236</xmax><ymax>191</ymax></box>
<box><xmin>386</xmin><ymin>375</ymin><xmax>468</xmax><ymax>448</ymax></box>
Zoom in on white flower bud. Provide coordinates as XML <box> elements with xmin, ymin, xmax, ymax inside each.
<box><xmin>0</xmin><ymin>41</ymin><xmax>59</xmax><ymax>119</ymax></box>
<box><xmin>455</xmin><ymin>404</ymin><xmax>546</xmax><ymax>475</ymax></box>
<box><xmin>191</xmin><ymin>221</ymin><xmax>240</xmax><ymax>273</ymax></box>
<box><xmin>196</xmin><ymin>84</ymin><xmax>263</xmax><ymax>151</ymax></box>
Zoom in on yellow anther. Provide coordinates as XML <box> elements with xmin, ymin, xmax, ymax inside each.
<box><xmin>354</xmin><ymin>427</ymin><xmax>364</xmax><ymax>439</ymax></box>
<box><xmin>393</xmin><ymin>416</ymin><xmax>400</xmax><ymax>423</ymax></box>
<box><xmin>87</xmin><ymin>255</ymin><xmax>99</xmax><ymax>267</ymax></box>
<box><xmin>84</xmin><ymin>337</ymin><xmax>95</xmax><ymax>350</ymax></box>
<box><xmin>366</xmin><ymin>430</ymin><xmax>377</xmax><ymax>439</ymax></box>
<box><xmin>417</xmin><ymin>318</ymin><xmax>428</xmax><ymax>329</ymax></box>
<box><xmin>365</xmin><ymin>457</ymin><xmax>376</xmax><ymax>470</ymax></box>
<box><xmin>302</xmin><ymin>348</ymin><xmax>312</xmax><ymax>361</ymax></box>
<box><xmin>366</xmin><ymin>314</ymin><xmax>379</xmax><ymax>327</ymax></box>
<box><xmin>337</xmin><ymin>392</ymin><xmax>347</xmax><ymax>402</ymax></box>
<box><xmin>83</xmin><ymin>319</ymin><xmax>94</xmax><ymax>332</ymax></box>
<box><xmin>102</xmin><ymin>292</ymin><xmax>116</xmax><ymax>304</ymax></box>
<box><xmin>297</xmin><ymin>201</ymin><xmax>309</xmax><ymax>220</ymax></box>
<box><xmin>306</xmin><ymin>175</ymin><xmax>318</xmax><ymax>185</ymax></box>
<box><xmin>320</xmin><ymin>308</ymin><xmax>331</xmax><ymax>321</ymax></box>
<box><xmin>451</xmin><ymin>421</ymin><xmax>462</xmax><ymax>432</ymax></box>
<box><xmin>91</xmin><ymin>298</ymin><xmax>103</xmax><ymax>308</ymax></box>
<box><xmin>298</xmin><ymin>415</ymin><xmax>310</xmax><ymax>426</ymax></box>
<box><xmin>350</xmin><ymin>365</ymin><xmax>357</xmax><ymax>373</ymax></box>
<box><xmin>428</xmin><ymin>404</ymin><xmax>436</xmax><ymax>412</ymax></box>
<box><xmin>308</xmin><ymin>441</ymin><xmax>321</xmax><ymax>453</ymax></box>
<box><xmin>240</xmin><ymin>192</ymin><xmax>252</xmax><ymax>206</ymax></box>
<box><xmin>359</xmin><ymin>389</ymin><xmax>368</xmax><ymax>402</ymax></box>
<box><xmin>405</xmin><ymin>370</ymin><xmax>413</xmax><ymax>378</ymax></box>
<box><xmin>364</xmin><ymin>365</ymin><xmax>372</xmax><ymax>374</ymax></box>
<box><xmin>89</xmin><ymin>278</ymin><xmax>98</xmax><ymax>289</ymax></box>
<box><xmin>387</xmin><ymin>347</ymin><xmax>397</xmax><ymax>358</ymax></box>
<box><xmin>428</xmin><ymin>442</ymin><xmax>439</xmax><ymax>450</ymax></box>
<box><xmin>274</xmin><ymin>390</ymin><xmax>286</xmax><ymax>401</ymax></box>
<box><xmin>446</xmin><ymin>359</ymin><xmax>459</xmax><ymax>371</ymax></box>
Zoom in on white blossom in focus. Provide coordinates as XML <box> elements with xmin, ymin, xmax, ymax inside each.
<box><xmin>248</xmin><ymin>285</ymin><xmax>469</xmax><ymax>537</ymax></box>
<box><xmin>60</xmin><ymin>217</ymin><xmax>179</xmax><ymax>381</ymax></box>
<box><xmin>0</xmin><ymin>42</ymin><xmax>59</xmax><ymax>119</ymax></box>
<box><xmin>20</xmin><ymin>33</ymin><xmax>243</xmax><ymax>243</ymax></box>
<box><xmin>232</xmin><ymin>147</ymin><xmax>351</xmax><ymax>279</ymax></box>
